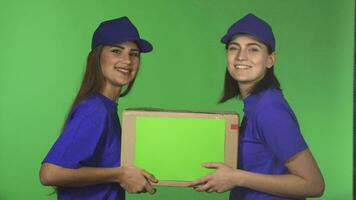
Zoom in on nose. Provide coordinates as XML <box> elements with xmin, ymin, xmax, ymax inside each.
<box><xmin>120</xmin><ymin>52</ymin><xmax>131</xmax><ymax>65</ymax></box>
<box><xmin>237</xmin><ymin>49</ymin><xmax>247</xmax><ymax>60</ymax></box>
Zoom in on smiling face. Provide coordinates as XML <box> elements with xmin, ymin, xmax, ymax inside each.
<box><xmin>226</xmin><ymin>34</ymin><xmax>275</xmax><ymax>92</ymax></box>
<box><xmin>100</xmin><ymin>41</ymin><xmax>140</xmax><ymax>94</ymax></box>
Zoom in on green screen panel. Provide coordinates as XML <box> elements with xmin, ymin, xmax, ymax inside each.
<box><xmin>135</xmin><ymin>117</ymin><xmax>225</xmax><ymax>181</ymax></box>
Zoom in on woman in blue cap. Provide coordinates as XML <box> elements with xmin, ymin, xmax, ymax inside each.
<box><xmin>39</xmin><ymin>16</ymin><xmax>157</xmax><ymax>199</ymax></box>
<box><xmin>190</xmin><ymin>13</ymin><xmax>324</xmax><ymax>199</ymax></box>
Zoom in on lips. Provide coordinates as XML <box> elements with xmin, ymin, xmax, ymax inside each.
<box><xmin>114</xmin><ymin>67</ymin><xmax>131</xmax><ymax>74</ymax></box>
<box><xmin>234</xmin><ymin>64</ymin><xmax>252</xmax><ymax>69</ymax></box>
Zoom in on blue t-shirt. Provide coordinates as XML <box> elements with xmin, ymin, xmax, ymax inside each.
<box><xmin>230</xmin><ymin>88</ymin><xmax>308</xmax><ymax>200</ymax></box>
<box><xmin>43</xmin><ymin>93</ymin><xmax>124</xmax><ymax>200</ymax></box>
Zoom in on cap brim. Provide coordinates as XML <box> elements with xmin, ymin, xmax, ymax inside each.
<box><xmin>221</xmin><ymin>31</ymin><xmax>262</xmax><ymax>45</ymax></box>
<box><xmin>135</xmin><ymin>39</ymin><xmax>153</xmax><ymax>53</ymax></box>
<box><xmin>220</xmin><ymin>30</ymin><xmax>274</xmax><ymax>51</ymax></box>
<box><xmin>220</xmin><ymin>32</ymin><xmax>253</xmax><ymax>44</ymax></box>
<box><xmin>220</xmin><ymin>34</ymin><xmax>231</xmax><ymax>44</ymax></box>
<box><xmin>96</xmin><ymin>37</ymin><xmax>153</xmax><ymax>53</ymax></box>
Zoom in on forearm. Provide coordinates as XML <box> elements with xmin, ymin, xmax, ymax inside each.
<box><xmin>40</xmin><ymin>163</ymin><xmax>120</xmax><ymax>187</ymax></box>
<box><xmin>236</xmin><ymin>170</ymin><xmax>323</xmax><ymax>198</ymax></box>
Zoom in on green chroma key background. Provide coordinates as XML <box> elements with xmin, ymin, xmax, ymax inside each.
<box><xmin>0</xmin><ymin>0</ymin><xmax>353</xmax><ymax>199</ymax></box>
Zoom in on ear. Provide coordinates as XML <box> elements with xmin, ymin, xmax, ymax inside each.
<box><xmin>266</xmin><ymin>52</ymin><xmax>276</xmax><ymax>69</ymax></box>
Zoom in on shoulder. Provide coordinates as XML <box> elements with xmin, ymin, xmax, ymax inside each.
<box><xmin>253</xmin><ymin>88</ymin><xmax>297</xmax><ymax>122</ymax></box>
<box><xmin>256</xmin><ymin>88</ymin><xmax>290</xmax><ymax>112</ymax></box>
<box><xmin>70</xmin><ymin>95</ymin><xmax>110</xmax><ymax>121</ymax></box>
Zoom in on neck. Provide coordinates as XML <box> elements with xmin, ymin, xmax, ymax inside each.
<box><xmin>238</xmin><ymin>83</ymin><xmax>253</xmax><ymax>99</ymax></box>
<box><xmin>100</xmin><ymin>85</ymin><xmax>121</xmax><ymax>102</ymax></box>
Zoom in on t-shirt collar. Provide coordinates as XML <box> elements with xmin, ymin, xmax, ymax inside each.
<box><xmin>243</xmin><ymin>92</ymin><xmax>261</xmax><ymax>118</ymax></box>
<box><xmin>96</xmin><ymin>92</ymin><xmax>118</xmax><ymax>111</ymax></box>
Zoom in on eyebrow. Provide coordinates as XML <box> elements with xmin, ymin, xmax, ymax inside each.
<box><xmin>110</xmin><ymin>45</ymin><xmax>140</xmax><ymax>52</ymax></box>
<box><xmin>228</xmin><ymin>42</ymin><xmax>263</xmax><ymax>48</ymax></box>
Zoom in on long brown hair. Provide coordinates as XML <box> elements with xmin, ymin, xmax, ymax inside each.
<box><xmin>62</xmin><ymin>45</ymin><xmax>136</xmax><ymax>129</ymax></box>
<box><xmin>219</xmin><ymin>38</ymin><xmax>281</xmax><ymax>103</ymax></box>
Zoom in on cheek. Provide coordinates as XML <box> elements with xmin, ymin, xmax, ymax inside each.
<box><xmin>227</xmin><ymin>64</ymin><xmax>238</xmax><ymax>80</ymax></box>
<box><xmin>100</xmin><ymin>63</ymin><xmax>109</xmax><ymax>73</ymax></box>
<box><xmin>227</xmin><ymin>55</ymin><xmax>238</xmax><ymax>72</ymax></box>
<box><xmin>100</xmin><ymin>55</ymin><xmax>115</xmax><ymax>71</ymax></box>
<box><xmin>131</xmin><ymin>60</ymin><xmax>140</xmax><ymax>71</ymax></box>
<box><xmin>251</xmin><ymin>64</ymin><xmax>268</xmax><ymax>79</ymax></box>
<box><xmin>226</xmin><ymin>54</ymin><xmax>234</xmax><ymax>65</ymax></box>
<box><xmin>100</xmin><ymin>66</ymin><xmax>112</xmax><ymax>81</ymax></box>
<box><xmin>253</xmin><ymin>55</ymin><xmax>270</xmax><ymax>66</ymax></box>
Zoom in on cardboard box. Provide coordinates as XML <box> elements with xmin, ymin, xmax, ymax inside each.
<box><xmin>121</xmin><ymin>109</ymin><xmax>239</xmax><ymax>187</ymax></box>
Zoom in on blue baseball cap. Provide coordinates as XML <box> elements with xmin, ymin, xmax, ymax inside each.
<box><xmin>92</xmin><ymin>16</ymin><xmax>153</xmax><ymax>52</ymax></box>
<box><xmin>221</xmin><ymin>13</ymin><xmax>275</xmax><ymax>51</ymax></box>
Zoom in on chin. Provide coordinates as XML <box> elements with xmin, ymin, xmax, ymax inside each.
<box><xmin>115</xmin><ymin>78</ymin><xmax>133</xmax><ymax>85</ymax></box>
<box><xmin>116</xmin><ymin>80</ymin><xmax>133</xmax><ymax>87</ymax></box>
<box><xmin>233</xmin><ymin>76</ymin><xmax>248</xmax><ymax>82</ymax></box>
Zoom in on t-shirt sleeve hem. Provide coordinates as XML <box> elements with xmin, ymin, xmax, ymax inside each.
<box><xmin>42</xmin><ymin>158</ymin><xmax>80</xmax><ymax>169</ymax></box>
<box><xmin>280</xmin><ymin>145</ymin><xmax>309</xmax><ymax>164</ymax></box>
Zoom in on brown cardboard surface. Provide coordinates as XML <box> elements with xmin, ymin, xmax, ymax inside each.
<box><xmin>121</xmin><ymin>109</ymin><xmax>239</xmax><ymax>187</ymax></box>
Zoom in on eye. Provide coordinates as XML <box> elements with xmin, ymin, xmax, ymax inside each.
<box><xmin>111</xmin><ymin>49</ymin><xmax>121</xmax><ymax>54</ymax></box>
<box><xmin>248</xmin><ymin>47</ymin><xmax>260</xmax><ymax>52</ymax></box>
<box><xmin>227</xmin><ymin>46</ymin><xmax>239</xmax><ymax>52</ymax></box>
<box><xmin>130</xmin><ymin>52</ymin><xmax>140</xmax><ymax>57</ymax></box>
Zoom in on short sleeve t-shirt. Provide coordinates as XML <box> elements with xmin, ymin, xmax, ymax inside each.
<box><xmin>230</xmin><ymin>88</ymin><xmax>308</xmax><ymax>200</ymax></box>
<box><xmin>43</xmin><ymin>93</ymin><xmax>124</xmax><ymax>200</ymax></box>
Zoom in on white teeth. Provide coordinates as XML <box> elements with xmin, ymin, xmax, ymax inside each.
<box><xmin>235</xmin><ymin>65</ymin><xmax>251</xmax><ymax>69</ymax></box>
<box><xmin>116</xmin><ymin>68</ymin><xmax>130</xmax><ymax>73</ymax></box>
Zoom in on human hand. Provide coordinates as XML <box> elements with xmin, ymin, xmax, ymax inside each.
<box><xmin>117</xmin><ymin>166</ymin><xmax>158</xmax><ymax>194</ymax></box>
<box><xmin>189</xmin><ymin>162</ymin><xmax>238</xmax><ymax>193</ymax></box>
